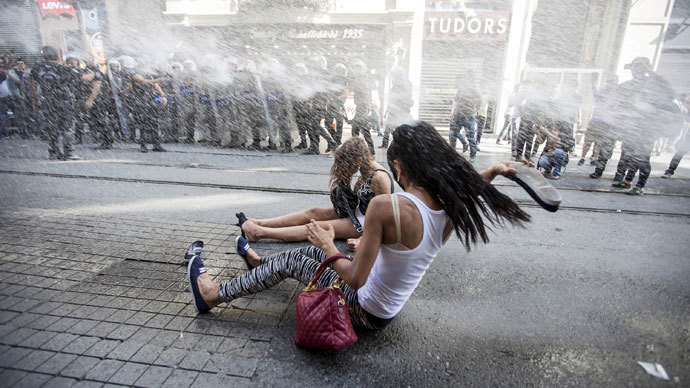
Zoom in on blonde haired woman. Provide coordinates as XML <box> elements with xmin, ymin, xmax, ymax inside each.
<box><xmin>237</xmin><ymin>137</ymin><xmax>392</xmax><ymax>245</ymax></box>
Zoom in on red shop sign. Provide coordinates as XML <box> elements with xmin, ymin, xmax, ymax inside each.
<box><xmin>37</xmin><ymin>0</ymin><xmax>76</xmax><ymax>18</ymax></box>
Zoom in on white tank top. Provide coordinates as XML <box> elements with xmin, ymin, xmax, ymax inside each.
<box><xmin>357</xmin><ymin>192</ymin><xmax>449</xmax><ymax>319</ymax></box>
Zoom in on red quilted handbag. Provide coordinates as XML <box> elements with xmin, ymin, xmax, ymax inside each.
<box><xmin>294</xmin><ymin>254</ymin><xmax>357</xmax><ymax>350</ymax></box>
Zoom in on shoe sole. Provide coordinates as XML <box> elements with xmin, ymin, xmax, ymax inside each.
<box><xmin>510</xmin><ymin>164</ymin><xmax>561</xmax><ymax>212</ymax></box>
<box><xmin>184</xmin><ymin>240</ymin><xmax>204</xmax><ymax>261</ymax></box>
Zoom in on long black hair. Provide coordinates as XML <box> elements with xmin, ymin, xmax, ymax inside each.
<box><xmin>386</xmin><ymin>121</ymin><xmax>530</xmax><ymax>250</ymax></box>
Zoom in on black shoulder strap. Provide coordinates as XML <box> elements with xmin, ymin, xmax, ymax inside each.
<box><xmin>338</xmin><ymin>188</ymin><xmax>363</xmax><ymax>235</ymax></box>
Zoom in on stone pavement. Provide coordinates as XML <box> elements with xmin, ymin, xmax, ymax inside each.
<box><xmin>0</xmin><ymin>208</ymin><xmax>295</xmax><ymax>387</ymax></box>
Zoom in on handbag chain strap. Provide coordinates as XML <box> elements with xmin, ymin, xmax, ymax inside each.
<box><xmin>304</xmin><ymin>253</ymin><xmax>350</xmax><ymax>291</ymax></box>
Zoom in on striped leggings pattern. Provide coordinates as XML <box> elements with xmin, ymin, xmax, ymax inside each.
<box><xmin>217</xmin><ymin>246</ymin><xmax>376</xmax><ymax>330</ymax></box>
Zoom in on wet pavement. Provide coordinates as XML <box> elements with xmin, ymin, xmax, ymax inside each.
<box><xmin>0</xmin><ymin>133</ymin><xmax>688</xmax><ymax>387</ymax></box>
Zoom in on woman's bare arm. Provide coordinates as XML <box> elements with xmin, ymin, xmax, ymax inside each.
<box><xmin>371</xmin><ymin>169</ymin><xmax>393</xmax><ymax>196</ymax></box>
<box><xmin>307</xmin><ymin>196</ymin><xmax>391</xmax><ymax>289</ymax></box>
<box><xmin>480</xmin><ymin>160</ymin><xmax>533</xmax><ymax>182</ymax></box>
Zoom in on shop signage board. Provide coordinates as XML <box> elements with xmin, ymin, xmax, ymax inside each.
<box><xmin>248</xmin><ymin>26</ymin><xmax>374</xmax><ymax>41</ymax></box>
<box><xmin>37</xmin><ymin>0</ymin><xmax>76</xmax><ymax>18</ymax></box>
<box><xmin>424</xmin><ymin>11</ymin><xmax>510</xmax><ymax>41</ymax></box>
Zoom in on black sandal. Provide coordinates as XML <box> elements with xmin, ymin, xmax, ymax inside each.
<box><xmin>235</xmin><ymin>212</ymin><xmax>247</xmax><ymax>238</ymax></box>
<box><xmin>509</xmin><ymin>164</ymin><xmax>561</xmax><ymax>212</ymax></box>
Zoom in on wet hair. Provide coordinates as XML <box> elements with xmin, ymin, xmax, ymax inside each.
<box><xmin>386</xmin><ymin>121</ymin><xmax>530</xmax><ymax>250</ymax></box>
<box><xmin>330</xmin><ymin>137</ymin><xmax>373</xmax><ymax>190</ymax></box>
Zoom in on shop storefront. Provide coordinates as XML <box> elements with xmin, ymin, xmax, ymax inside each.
<box><xmin>418</xmin><ymin>1</ymin><xmax>512</xmax><ymax>129</ymax></box>
<box><xmin>0</xmin><ymin>0</ymin><xmax>109</xmax><ymax>66</ymax></box>
<box><xmin>172</xmin><ymin>23</ymin><xmax>388</xmax><ymax>71</ymax></box>
<box><xmin>0</xmin><ymin>0</ymin><xmax>45</xmax><ymax>64</ymax></box>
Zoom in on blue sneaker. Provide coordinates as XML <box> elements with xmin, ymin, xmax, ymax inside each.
<box><xmin>235</xmin><ymin>235</ymin><xmax>254</xmax><ymax>270</ymax></box>
<box><xmin>184</xmin><ymin>240</ymin><xmax>204</xmax><ymax>262</ymax></box>
<box><xmin>187</xmin><ymin>255</ymin><xmax>211</xmax><ymax>313</ymax></box>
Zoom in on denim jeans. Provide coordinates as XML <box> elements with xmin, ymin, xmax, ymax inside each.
<box><xmin>538</xmin><ymin>149</ymin><xmax>566</xmax><ymax>176</ymax></box>
<box><xmin>449</xmin><ymin>115</ymin><xmax>476</xmax><ymax>156</ymax></box>
<box><xmin>476</xmin><ymin>115</ymin><xmax>486</xmax><ymax>144</ymax></box>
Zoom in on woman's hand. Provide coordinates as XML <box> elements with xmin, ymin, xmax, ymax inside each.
<box><xmin>346</xmin><ymin>237</ymin><xmax>361</xmax><ymax>252</ymax></box>
<box><xmin>482</xmin><ymin>159</ymin><xmax>534</xmax><ymax>182</ymax></box>
<box><xmin>306</xmin><ymin>220</ymin><xmax>337</xmax><ymax>255</ymax></box>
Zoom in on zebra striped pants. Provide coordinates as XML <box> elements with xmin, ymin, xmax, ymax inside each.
<box><xmin>217</xmin><ymin>246</ymin><xmax>377</xmax><ymax>330</ymax></box>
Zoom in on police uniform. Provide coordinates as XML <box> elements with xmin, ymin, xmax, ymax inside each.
<box><xmin>30</xmin><ymin>61</ymin><xmax>81</xmax><ymax>159</ymax></box>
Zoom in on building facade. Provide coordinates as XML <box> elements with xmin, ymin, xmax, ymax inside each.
<box><xmin>4</xmin><ymin>0</ymin><xmax>687</xmax><ymax>133</ymax></box>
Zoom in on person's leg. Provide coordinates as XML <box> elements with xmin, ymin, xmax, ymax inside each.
<box><xmin>551</xmin><ymin>149</ymin><xmax>566</xmax><ymax>176</ymax></box>
<box><xmin>61</xmin><ymin>107</ymin><xmax>76</xmax><ymax>157</ymax></box>
<box><xmin>666</xmin><ymin>150</ymin><xmax>687</xmax><ymax>176</ymax></box>
<box><xmin>278</xmin><ymin>117</ymin><xmax>292</xmax><ymax>150</ymax></box>
<box><xmin>185</xmin><ymin>103</ymin><xmax>196</xmax><ymax>143</ymax></box>
<box><xmin>523</xmin><ymin>123</ymin><xmax>535</xmax><ymax>161</ymax></box>
<box><xmin>496</xmin><ymin>115</ymin><xmax>509</xmax><ymax>143</ymax></box>
<box><xmin>449</xmin><ymin>116</ymin><xmax>467</xmax><ymax>150</ymax></box>
<box><xmin>333</xmin><ymin>114</ymin><xmax>344</xmax><ymax>146</ymax></box>
<box><xmin>323</xmin><ymin>113</ymin><xmax>334</xmax><ymax>141</ymax></box>
<box><xmin>476</xmin><ymin>115</ymin><xmax>486</xmax><ymax>144</ymax></box>
<box><xmin>592</xmin><ymin>142</ymin><xmax>601</xmax><ymax>161</ymax></box>
<box><xmin>580</xmin><ymin>133</ymin><xmax>593</xmax><ymax>160</ymax></box>
<box><xmin>249</xmin><ymin>206</ymin><xmax>339</xmax><ymax>227</ymax></box>
<box><xmin>196</xmin><ymin>245</ymin><xmax>377</xmax><ymax>329</ymax></box>
<box><xmin>92</xmin><ymin>106</ymin><xmax>113</xmax><ymax>148</ymax></box>
<box><xmin>295</xmin><ymin>118</ymin><xmax>308</xmax><ymax>148</ymax></box>
<box><xmin>508</xmin><ymin>117</ymin><xmax>520</xmax><ymax>157</ymax></box>
<box><xmin>538</xmin><ymin>155</ymin><xmax>553</xmax><ymax>174</ymax></box>
<box><xmin>623</xmin><ymin>149</ymin><xmax>640</xmax><ymax>184</ymax></box>
<box><xmin>45</xmin><ymin>108</ymin><xmax>61</xmax><ymax>158</ymax></box>
<box><xmin>250</xmin><ymin>113</ymin><xmax>264</xmax><ymax>149</ymax></box>
<box><xmin>448</xmin><ymin>117</ymin><xmax>459</xmax><ymax>149</ymax></box>
<box><xmin>358</xmin><ymin>120</ymin><xmax>375</xmax><ymax>155</ymax></box>
<box><xmin>666</xmin><ymin>135</ymin><xmax>690</xmax><ymax>175</ymax></box>
<box><xmin>11</xmin><ymin>98</ymin><xmax>28</xmax><ymax>138</ymax></box>
<box><xmin>0</xmin><ymin>97</ymin><xmax>9</xmax><ymax>137</ymax></box>
<box><xmin>516</xmin><ymin>117</ymin><xmax>532</xmax><ymax>159</ymax></box>
<box><xmin>317</xmin><ymin>121</ymin><xmax>337</xmax><ymax>152</ymax></box>
<box><xmin>381</xmin><ymin>122</ymin><xmax>395</xmax><ymax>148</ymax></box>
<box><xmin>634</xmin><ymin>141</ymin><xmax>654</xmax><ymax>188</ymax></box>
<box><xmin>242</xmin><ymin>217</ymin><xmax>359</xmax><ymax>242</ymax></box>
<box><xmin>592</xmin><ymin>130</ymin><xmax>615</xmax><ymax>176</ymax></box>
<box><xmin>613</xmin><ymin>142</ymin><xmax>632</xmax><ymax>182</ymax></box>
<box><xmin>305</xmin><ymin>117</ymin><xmax>321</xmax><ymax>154</ymax></box>
<box><xmin>462</xmin><ymin>116</ymin><xmax>477</xmax><ymax>158</ymax></box>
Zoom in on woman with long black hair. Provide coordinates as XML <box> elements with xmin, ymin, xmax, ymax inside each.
<box><xmin>188</xmin><ymin>121</ymin><xmax>530</xmax><ymax>330</ymax></box>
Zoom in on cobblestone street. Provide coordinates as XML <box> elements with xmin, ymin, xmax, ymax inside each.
<box><xmin>0</xmin><ymin>209</ymin><xmax>298</xmax><ymax>387</ymax></box>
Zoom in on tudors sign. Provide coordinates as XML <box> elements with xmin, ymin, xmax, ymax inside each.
<box><xmin>424</xmin><ymin>11</ymin><xmax>509</xmax><ymax>41</ymax></box>
<box><xmin>37</xmin><ymin>0</ymin><xmax>76</xmax><ymax>18</ymax></box>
